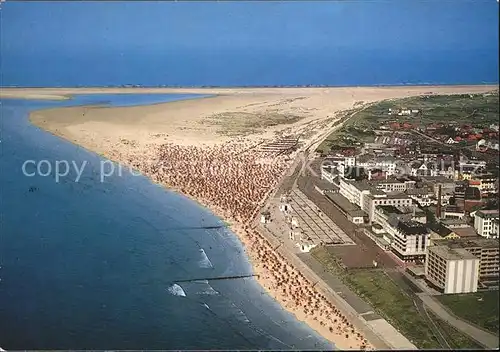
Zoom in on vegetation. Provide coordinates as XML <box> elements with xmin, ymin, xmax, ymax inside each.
<box><xmin>311</xmin><ymin>247</ymin><xmax>441</xmax><ymax>348</ymax></box>
<box><xmin>316</xmin><ymin>91</ymin><xmax>499</xmax><ymax>153</ymax></box>
<box><xmin>427</xmin><ymin>311</ymin><xmax>486</xmax><ymax>350</ymax></box>
<box><xmin>437</xmin><ymin>291</ymin><xmax>500</xmax><ymax>335</ymax></box>
<box><xmin>311</xmin><ymin>246</ymin><xmax>490</xmax><ymax>349</ymax></box>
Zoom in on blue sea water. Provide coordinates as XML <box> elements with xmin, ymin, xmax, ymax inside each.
<box><xmin>0</xmin><ymin>94</ymin><xmax>334</xmax><ymax>350</ymax></box>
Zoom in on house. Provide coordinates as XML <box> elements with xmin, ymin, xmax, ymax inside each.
<box><xmin>474</xmin><ymin>210</ymin><xmax>499</xmax><ymax>239</ymax></box>
<box><xmin>445</xmin><ymin>137</ymin><xmax>458</xmax><ymax>144</ymax></box>
<box><xmin>476</xmin><ymin>138</ymin><xmax>500</xmax><ymax>151</ymax></box>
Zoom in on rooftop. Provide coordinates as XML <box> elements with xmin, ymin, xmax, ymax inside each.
<box><xmin>476</xmin><ymin>209</ymin><xmax>500</xmax><ymax>219</ymax></box>
<box><xmin>452</xmin><ymin>227</ymin><xmax>480</xmax><ymax>238</ymax></box>
<box><xmin>429</xmin><ymin>245</ymin><xmax>478</xmax><ymax>261</ymax></box>
<box><xmin>325</xmin><ymin>192</ymin><xmax>367</xmax><ymax>218</ymax></box>
<box><xmin>378</xmin><ymin>205</ymin><xmax>405</xmax><ymax>215</ymax></box>
<box><xmin>397</xmin><ymin>220</ymin><xmax>428</xmax><ymax>235</ymax></box>
<box><xmin>441</xmin><ymin>237</ymin><xmax>500</xmax><ymax>250</ymax></box>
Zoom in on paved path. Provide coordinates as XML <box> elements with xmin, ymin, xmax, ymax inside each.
<box><xmin>399</xmin><ymin>268</ymin><xmax>499</xmax><ymax>349</ymax></box>
<box><xmin>417</xmin><ymin>293</ymin><xmax>499</xmax><ymax>349</ymax></box>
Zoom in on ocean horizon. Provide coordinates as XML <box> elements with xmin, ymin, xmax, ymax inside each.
<box><xmin>1</xmin><ymin>0</ymin><xmax>498</xmax><ymax>349</ymax></box>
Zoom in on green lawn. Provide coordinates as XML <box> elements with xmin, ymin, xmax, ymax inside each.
<box><xmin>311</xmin><ymin>246</ymin><xmax>492</xmax><ymax>349</ymax></box>
<box><xmin>316</xmin><ymin>92</ymin><xmax>499</xmax><ymax>153</ymax></box>
<box><xmin>427</xmin><ymin>311</ymin><xmax>486</xmax><ymax>350</ymax></box>
<box><xmin>311</xmin><ymin>247</ymin><xmax>441</xmax><ymax>349</ymax></box>
<box><xmin>437</xmin><ymin>291</ymin><xmax>500</xmax><ymax>335</ymax></box>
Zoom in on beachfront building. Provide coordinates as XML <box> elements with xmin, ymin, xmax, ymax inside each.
<box><xmin>370</xmin><ymin>179</ymin><xmax>416</xmax><ymax>193</ymax></box>
<box><xmin>438</xmin><ymin>238</ymin><xmax>499</xmax><ymax>286</ymax></box>
<box><xmin>338</xmin><ymin>178</ymin><xmax>371</xmax><ymax>207</ymax></box>
<box><xmin>362</xmin><ymin>192</ymin><xmax>413</xmax><ymax>222</ymax></box>
<box><xmin>425</xmin><ymin>245</ymin><xmax>480</xmax><ymax>294</ymax></box>
<box><xmin>320</xmin><ymin>165</ymin><xmax>337</xmax><ymax>184</ymax></box>
<box><xmin>356</xmin><ymin>156</ymin><xmax>397</xmax><ymax>176</ymax></box>
<box><xmin>474</xmin><ymin>210</ymin><xmax>499</xmax><ymax>239</ymax></box>
<box><xmin>339</xmin><ymin>178</ymin><xmax>413</xmax><ymax>222</ymax></box>
<box><xmin>390</xmin><ymin>220</ymin><xmax>430</xmax><ymax>263</ymax></box>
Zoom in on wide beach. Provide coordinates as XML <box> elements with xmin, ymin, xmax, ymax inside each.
<box><xmin>2</xmin><ymin>85</ymin><xmax>497</xmax><ymax>349</ymax></box>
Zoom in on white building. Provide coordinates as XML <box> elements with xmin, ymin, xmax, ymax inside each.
<box><xmin>289</xmin><ymin>228</ymin><xmax>317</xmax><ymax>253</ymax></box>
<box><xmin>338</xmin><ymin>178</ymin><xmax>371</xmax><ymax>208</ymax></box>
<box><xmin>474</xmin><ymin>210</ymin><xmax>499</xmax><ymax>238</ymax></box>
<box><xmin>321</xmin><ymin>165</ymin><xmax>336</xmax><ymax>184</ymax></box>
<box><xmin>425</xmin><ymin>245</ymin><xmax>480</xmax><ymax>294</ymax></box>
<box><xmin>357</xmin><ymin>157</ymin><xmax>397</xmax><ymax>176</ymax></box>
<box><xmin>476</xmin><ymin>138</ymin><xmax>500</xmax><ymax>151</ymax></box>
<box><xmin>362</xmin><ymin>192</ymin><xmax>413</xmax><ymax>222</ymax></box>
<box><xmin>390</xmin><ymin>220</ymin><xmax>430</xmax><ymax>262</ymax></box>
<box><xmin>339</xmin><ymin>179</ymin><xmax>413</xmax><ymax>222</ymax></box>
<box><xmin>371</xmin><ymin>179</ymin><xmax>415</xmax><ymax>193</ymax></box>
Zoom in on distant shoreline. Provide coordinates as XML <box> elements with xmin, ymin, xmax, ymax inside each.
<box><xmin>1</xmin><ymin>84</ymin><xmax>498</xmax><ymax>101</ymax></box>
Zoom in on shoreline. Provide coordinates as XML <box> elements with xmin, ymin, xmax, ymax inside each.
<box><xmin>17</xmin><ymin>85</ymin><xmax>498</xmax><ymax>349</ymax></box>
<box><xmin>1</xmin><ymin>84</ymin><xmax>498</xmax><ymax>101</ymax></box>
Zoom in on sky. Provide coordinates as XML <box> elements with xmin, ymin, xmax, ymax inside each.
<box><xmin>1</xmin><ymin>0</ymin><xmax>498</xmax><ymax>86</ymax></box>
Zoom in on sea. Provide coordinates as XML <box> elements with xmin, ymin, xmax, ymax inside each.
<box><xmin>0</xmin><ymin>94</ymin><xmax>333</xmax><ymax>350</ymax></box>
<box><xmin>1</xmin><ymin>0</ymin><xmax>498</xmax><ymax>349</ymax></box>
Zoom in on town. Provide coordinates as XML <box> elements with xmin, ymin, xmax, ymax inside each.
<box><xmin>258</xmin><ymin>92</ymin><xmax>499</xmax><ymax>350</ymax></box>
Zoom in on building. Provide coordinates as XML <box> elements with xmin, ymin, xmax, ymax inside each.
<box><xmin>356</xmin><ymin>156</ymin><xmax>397</xmax><ymax>176</ymax></box>
<box><xmin>442</xmin><ymin>206</ymin><xmax>466</xmax><ymax>220</ymax></box>
<box><xmin>390</xmin><ymin>220</ymin><xmax>430</xmax><ymax>262</ymax></box>
<box><xmin>370</xmin><ymin>179</ymin><xmax>416</xmax><ymax>193</ymax></box>
<box><xmin>339</xmin><ymin>178</ymin><xmax>414</xmax><ymax>222</ymax></box>
<box><xmin>321</xmin><ymin>165</ymin><xmax>337</xmax><ymax>184</ymax></box>
<box><xmin>439</xmin><ymin>238</ymin><xmax>499</xmax><ymax>284</ymax></box>
<box><xmin>470</xmin><ymin>174</ymin><xmax>498</xmax><ymax>194</ymax></box>
<box><xmin>362</xmin><ymin>192</ymin><xmax>413</xmax><ymax>221</ymax></box>
<box><xmin>425</xmin><ymin>245</ymin><xmax>480</xmax><ymax>294</ymax></box>
<box><xmin>474</xmin><ymin>210</ymin><xmax>499</xmax><ymax>238</ymax></box>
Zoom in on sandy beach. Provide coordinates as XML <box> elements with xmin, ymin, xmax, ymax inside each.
<box><xmin>3</xmin><ymin>85</ymin><xmax>497</xmax><ymax>349</ymax></box>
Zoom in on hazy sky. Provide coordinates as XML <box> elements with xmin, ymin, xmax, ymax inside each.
<box><xmin>3</xmin><ymin>1</ymin><xmax>498</xmax><ymax>55</ymax></box>
<box><xmin>1</xmin><ymin>1</ymin><xmax>498</xmax><ymax>86</ymax></box>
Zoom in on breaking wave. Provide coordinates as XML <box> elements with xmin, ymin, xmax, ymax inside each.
<box><xmin>198</xmin><ymin>248</ymin><xmax>214</xmax><ymax>268</ymax></box>
<box><xmin>167</xmin><ymin>283</ymin><xmax>186</xmax><ymax>297</ymax></box>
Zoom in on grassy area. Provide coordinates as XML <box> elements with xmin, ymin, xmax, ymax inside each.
<box><xmin>427</xmin><ymin>311</ymin><xmax>486</xmax><ymax>350</ymax></box>
<box><xmin>311</xmin><ymin>246</ymin><xmax>492</xmax><ymax>349</ymax></box>
<box><xmin>437</xmin><ymin>290</ymin><xmax>500</xmax><ymax>335</ymax></box>
<box><xmin>311</xmin><ymin>247</ymin><xmax>441</xmax><ymax>348</ymax></box>
<box><xmin>316</xmin><ymin>91</ymin><xmax>499</xmax><ymax>153</ymax></box>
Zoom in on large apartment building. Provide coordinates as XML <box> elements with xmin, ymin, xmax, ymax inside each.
<box><xmin>439</xmin><ymin>238</ymin><xmax>499</xmax><ymax>282</ymax></box>
<box><xmin>339</xmin><ymin>178</ymin><xmax>413</xmax><ymax>221</ymax></box>
<box><xmin>425</xmin><ymin>245</ymin><xmax>479</xmax><ymax>294</ymax></box>
<box><xmin>362</xmin><ymin>192</ymin><xmax>413</xmax><ymax>221</ymax></box>
<box><xmin>390</xmin><ymin>220</ymin><xmax>430</xmax><ymax>262</ymax></box>
<box><xmin>474</xmin><ymin>210</ymin><xmax>499</xmax><ymax>239</ymax></box>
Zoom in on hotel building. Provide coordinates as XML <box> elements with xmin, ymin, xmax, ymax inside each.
<box><xmin>425</xmin><ymin>245</ymin><xmax>479</xmax><ymax>294</ymax></box>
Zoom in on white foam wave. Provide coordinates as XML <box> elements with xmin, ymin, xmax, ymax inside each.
<box><xmin>229</xmin><ymin>302</ymin><xmax>250</xmax><ymax>323</ymax></box>
<box><xmin>167</xmin><ymin>283</ymin><xmax>186</xmax><ymax>297</ymax></box>
<box><xmin>198</xmin><ymin>249</ymin><xmax>214</xmax><ymax>268</ymax></box>
<box><xmin>199</xmin><ymin>285</ymin><xmax>220</xmax><ymax>296</ymax></box>
<box><xmin>192</xmin><ymin>280</ymin><xmax>220</xmax><ymax>295</ymax></box>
